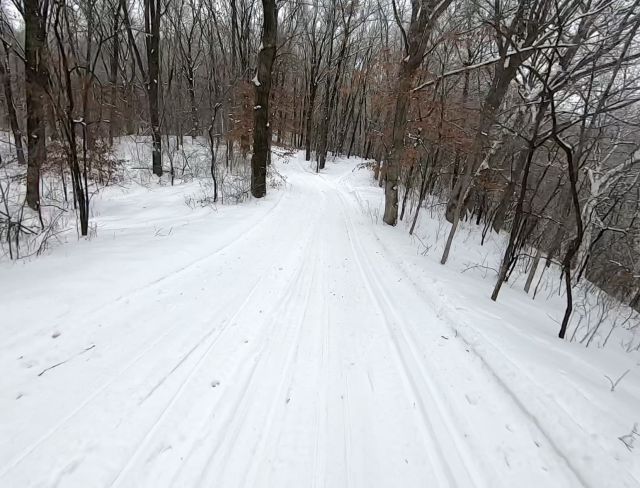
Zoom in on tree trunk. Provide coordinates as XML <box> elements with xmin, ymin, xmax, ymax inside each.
<box><xmin>491</xmin><ymin>102</ymin><xmax>545</xmax><ymax>300</ymax></box>
<box><xmin>554</xmin><ymin>123</ymin><xmax>584</xmax><ymax>339</ymax></box>
<box><xmin>316</xmin><ymin>79</ymin><xmax>331</xmax><ymax>170</ymax></box>
<box><xmin>146</xmin><ymin>0</ymin><xmax>163</xmax><ymax>176</ymax></box>
<box><xmin>347</xmin><ymin>90</ymin><xmax>365</xmax><ymax>158</ymax></box>
<box><xmin>383</xmin><ymin>0</ymin><xmax>447</xmax><ymax>225</ymax></box>
<box><xmin>491</xmin><ymin>143</ymin><xmax>536</xmax><ymax>301</ymax></box>
<box><xmin>250</xmin><ymin>0</ymin><xmax>277</xmax><ymax>198</ymax></box>
<box><xmin>305</xmin><ymin>78</ymin><xmax>317</xmax><ymax>161</ymax></box>
<box><xmin>24</xmin><ymin>0</ymin><xmax>49</xmax><ymax>210</ymax></box>
<box><xmin>187</xmin><ymin>64</ymin><xmax>199</xmax><ymax>140</ymax></box>
<box><xmin>630</xmin><ymin>290</ymin><xmax>640</xmax><ymax>313</ymax></box>
<box><xmin>383</xmin><ymin>60</ymin><xmax>415</xmax><ymax>225</ymax></box>
<box><xmin>317</xmin><ymin>7</ymin><xmax>352</xmax><ymax>170</ymax></box>
<box><xmin>0</xmin><ymin>40</ymin><xmax>26</xmax><ymax>166</ymax></box>
<box><xmin>524</xmin><ymin>248</ymin><xmax>542</xmax><ymax>294</ymax></box>
<box><xmin>108</xmin><ymin>2</ymin><xmax>120</xmax><ymax>146</ymax></box>
<box><xmin>409</xmin><ymin>161</ymin><xmax>430</xmax><ymax>235</ymax></box>
<box><xmin>441</xmin><ymin>62</ymin><xmax>518</xmax><ymax>262</ymax></box>
<box><xmin>399</xmin><ymin>161</ymin><xmax>415</xmax><ymax>221</ymax></box>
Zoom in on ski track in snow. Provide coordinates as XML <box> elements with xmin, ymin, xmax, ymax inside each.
<box><xmin>0</xmin><ymin>152</ymin><xmax>633</xmax><ymax>487</ymax></box>
<box><xmin>335</xmin><ymin>186</ymin><xmax>479</xmax><ymax>487</ymax></box>
<box><xmin>1</xmin><ymin>184</ymin><xmax>289</xmax><ymax>354</ymax></box>
<box><xmin>338</xmin><ymin>176</ymin><xmax>636</xmax><ymax>488</ymax></box>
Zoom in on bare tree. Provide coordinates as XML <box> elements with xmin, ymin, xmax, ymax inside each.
<box><xmin>121</xmin><ymin>0</ymin><xmax>163</xmax><ymax>176</ymax></box>
<box><xmin>382</xmin><ymin>0</ymin><xmax>452</xmax><ymax>225</ymax></box>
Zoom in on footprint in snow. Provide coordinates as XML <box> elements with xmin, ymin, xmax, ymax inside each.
<box><xmin>464</xmin><ymin>393</ymin><xmax>479</xmax><ymax>405</ymax></box>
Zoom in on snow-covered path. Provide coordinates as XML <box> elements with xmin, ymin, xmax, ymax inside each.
<box><xmin>0</xmin><ymin>155</ymin><xmax>628</xmax><ymax>487</ymax></box>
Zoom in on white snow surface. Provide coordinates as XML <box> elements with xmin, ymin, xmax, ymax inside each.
<box><xmin>1</xmin><ymin>150</ymin><xmax>639</xmax><ymax>488</ymax></box>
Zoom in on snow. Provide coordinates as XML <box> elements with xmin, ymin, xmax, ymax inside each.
<box><xmin>1</xmin><ymin>148</ymin><xmax>639</xmax><ymax>487</ymax></box>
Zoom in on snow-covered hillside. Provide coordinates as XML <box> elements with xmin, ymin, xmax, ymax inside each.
<box><xmin>0</xmin><ymin>148</ymin><xmax>639</xmax><ymax>487</ymax></box>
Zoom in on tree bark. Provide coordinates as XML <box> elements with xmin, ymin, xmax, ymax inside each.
<box><xmin>0</xmin><ymin>40</ymin><xmax>26</xmax><ymax>166</ymax></box>
<box><xmin>524</xmin><ymin>248</ymin><xmax>542</xmax><ymax>294</ymax></box>
<box><xmin>250</xmin><ymin>0</ymin><xmax>277</xmax><ymax>198</ymax></box>
<box><xmin>491</xmin><ymin>142</ymin><xmax>536</xmax><ymax>301</ymax></box>
<box><xmin>305</xmin><ymin>76</ymin><xmax>318</xmax><ymax>161</ymax></box>
<box><xmin>24</xmin><ymin>0</ymin><xmax>49</xmax><ymax>210</ymax></box>
<box><xmin>146</xmin><ymin>0</ymin><xmax>163</xmax><ymax>176</ymax></box>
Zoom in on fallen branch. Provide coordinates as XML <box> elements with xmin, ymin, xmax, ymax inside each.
<box><xmin>38</xmin><ymin>344</ymin><xmax>96</xmax><ymax>377</ymax></box>
<box><xmin>604</xmin><ymin>369</ymin><xmax>631</xmax><ymax>392</ymax></box>
<box><xmin>618</xmin><ymin>423</ymin><xmax>639</xmax><ymax>451</ymax></box>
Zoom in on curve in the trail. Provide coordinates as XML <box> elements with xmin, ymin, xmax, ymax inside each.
<box><xmin>1</xmin><ymin>156</ymin><xmax>587</xmax><ymax>488</ymax></box>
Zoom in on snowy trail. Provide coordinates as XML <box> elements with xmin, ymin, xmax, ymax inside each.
<box><xmin>0</xmin><ymin>155</ymin><xmax>593</xmax><ymax>487</ymax></box>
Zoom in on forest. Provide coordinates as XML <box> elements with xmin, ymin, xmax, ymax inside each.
<box><xmin>1</xmin><ymin>0</ymin><xmax>640</xmax><ymax>485</ymax></box>
<box><xmin>2</xmin><ymin>0</ymin><xmax>639</xmax><ymax>342</ymax></box>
